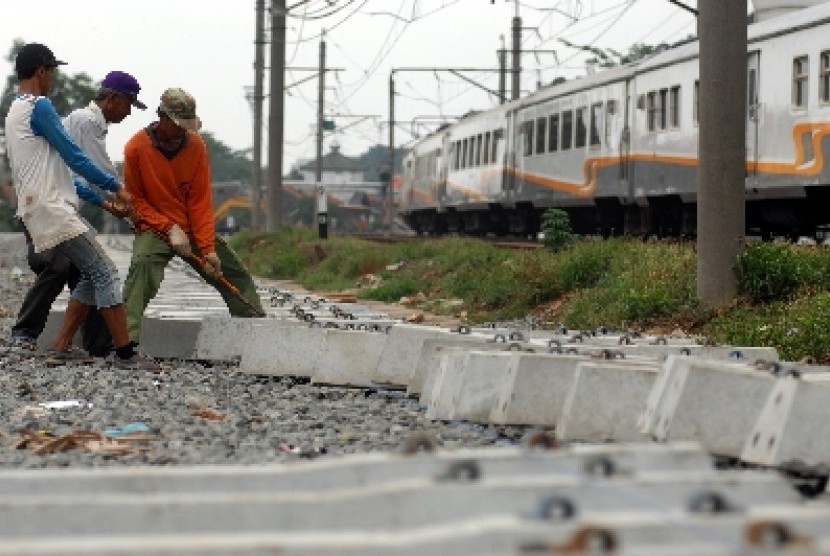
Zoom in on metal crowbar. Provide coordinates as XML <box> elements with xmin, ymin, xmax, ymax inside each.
<box><xmin>120</xmin><ymin>216</ymin><xmax>266</xmax><ymax>317</ymax></box>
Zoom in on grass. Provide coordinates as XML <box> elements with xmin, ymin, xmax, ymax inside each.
<box><xmin>229</xmin><ymin>228</ymin><xmax>830</xmax><ymax>363</ymax></box>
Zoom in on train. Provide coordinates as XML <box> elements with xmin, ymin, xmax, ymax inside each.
<box><xmin>399</xmin><ymin>2</ymin><xmax>830</xmax><ymax>239</ymax></box>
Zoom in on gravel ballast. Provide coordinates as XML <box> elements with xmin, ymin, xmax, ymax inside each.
<box><xmin>0</xmin><ymin>234</ymin><xmax>527</xmax><ymax>468</ymax></box>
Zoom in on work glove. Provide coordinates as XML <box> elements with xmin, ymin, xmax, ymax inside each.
<box><xmin>203</xmin><ymin>252</ymin><xmax>222</xmax><ymax>279</ymax></box>
<box><xmin>168</xmin><ymin>224</ymin><xmax>192</xmax><ymax>258</ymax></box>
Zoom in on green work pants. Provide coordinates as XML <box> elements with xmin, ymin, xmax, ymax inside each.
<box><xmin>124</xmin><ymin>231</ymin><xmax>264</xmax><ymax>342</ymax></box>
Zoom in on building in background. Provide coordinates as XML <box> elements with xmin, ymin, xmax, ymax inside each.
<box><xmin>296</xmin><ymin>140</ymin><xmax>368</xmax><ymax>204</ymax></box>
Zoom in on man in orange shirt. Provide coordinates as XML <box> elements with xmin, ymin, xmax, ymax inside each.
<box><xmin>122</xmin><ymin>87</ymin><xmax>264</xmax><ymax>343</ymax></box>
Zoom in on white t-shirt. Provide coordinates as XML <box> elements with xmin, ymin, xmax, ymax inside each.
<box><xmin>4</xmin><ymin>94</ymin><xmax>118</xmax><ymax>252</ymax></box>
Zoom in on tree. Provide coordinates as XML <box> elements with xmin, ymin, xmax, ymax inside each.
<box><xmin>357</xmin><ymin>144</ymin><xmax>408</xmax><ymax>181</ymax></box>
<box><xmin>1</xmin><ymin>40</ymin><xmax>252</xmax><ymax>195</ymax></box>
<box><xmin>558</xmin><ymin>38</ymin><xmax>695</xmax><ymax>69</ymax></box>
<box><xmin>541</xmin><ymin>208</ymin><xmax>576</xmax><ymax>253</ymax></box>
<box><xmin>1</xmin><ymin>39</ymin><xmax>96</xmax><ymax>121</ymax></box>
<box><xmin>201</xmin><ymin>131</ymin><xmax>253</xmax><ymax>184</ymax></box>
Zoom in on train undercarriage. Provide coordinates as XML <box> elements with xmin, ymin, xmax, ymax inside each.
<box><xmin>401</xmin><ymin>185</ymin><xmax>830</xmax><ymax>240</ymax></box>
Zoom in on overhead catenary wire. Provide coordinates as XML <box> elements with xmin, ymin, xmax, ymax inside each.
<box><xmin>274</xmin><ymin>0</ymin><xmax>696</xmax><ymax>171</ymax></box>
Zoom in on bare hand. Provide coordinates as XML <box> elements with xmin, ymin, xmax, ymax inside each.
<box><xmin>203</xmin><ymin>252</ymin><xmax>222</xmax><ymax>279</ymax></box>
<box><xmin>116</xmin><ymin>185</ymin><xmax>132</xmax><ymax>205</ymax></box>
<box><xmin>104</xmin><ymin>198</ymin><xmax>130</xmax><ymax>219</ymax></box>
<box><xmin>168</xmin><ymin>224</ymin><xmax>193</xmax><ymax>257</ymax></box>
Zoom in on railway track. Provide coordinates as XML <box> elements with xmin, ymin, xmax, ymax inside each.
<box><xmin>1</xmin><ymin>232</ymin><xmax>830</xmax><ymax>554</ymax></box>
<box><xmin>350</xmin><ymin>231</ymin><xmax>543</xmax><ymax>250</ymax></box>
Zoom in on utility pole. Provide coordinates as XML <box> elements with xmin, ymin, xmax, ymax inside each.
<box><xmin>251</xmin><ymin>0</ymin><xmax>265</xmax><ymax>231</ymax></box>
<box><xmin>498</xmin><ymin>34</ymin><xmax>506</xmax><ymax>104</ymax></box>
<box><xmin>697</xmin><ymin>1</ymin><xmax>746</xmax><ymax>305</ymax></box>
<box><xmin>387</xmin><ymin>73</ymin><xmax>395</xmax><ymax>235</ymax></box>
<box><xmin>316</xmin><ymin>31</ymin><xmax>328</xmax><ymax>239</ymax></box>
<box><xmin>316</xmin><ymin>31</ymin><xmax>325</xmax><ymax>185</ymax></box>
<box><xmin>511</xmin><ymin>12</ymin><xmax>521</xmax><ymax>100</ymax></box>
<box><xmin>267</xmin><ymin>0</ymin><xmax>286</xmax><ymax>231</ymax></box>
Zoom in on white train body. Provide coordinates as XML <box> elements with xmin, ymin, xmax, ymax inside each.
<box><xmin>400</xmin><ymin>3</ymin><xmax>830</xmax><ymax>237</ymax></box>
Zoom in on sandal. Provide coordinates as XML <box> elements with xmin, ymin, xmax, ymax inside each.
<box><xmin>11</xmin><ymin>335</ymin><xmax>38</xmax><ymax>351</ymax></box>
<box><xmin>43</xmin><ymin>346</ymin><xmax>95</xmax><ymax>366</ymax></box>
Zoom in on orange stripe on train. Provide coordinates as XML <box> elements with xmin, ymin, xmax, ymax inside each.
<box><xmin>407</xmin><ymin>121</ymin><xmax>830</xmax><ymax>201</ymax></box>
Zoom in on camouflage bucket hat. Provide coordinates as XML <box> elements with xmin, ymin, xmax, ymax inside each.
<box><xmin>159</xmin><ymin>87</ymin><xmax>202</xmax><ymax>132</ymax></box>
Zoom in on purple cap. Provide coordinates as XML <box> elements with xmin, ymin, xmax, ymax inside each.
<box><xmin>101</xmin><ymin>71</ymin><xmax>146</xmax><ymax>110</ymax></box>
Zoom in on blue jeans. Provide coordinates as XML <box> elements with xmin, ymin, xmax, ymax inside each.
<box><xmin>12</xmin><ymin>225</ymin><xmax>112</xmax><ymax>355</ymax></box>
<box><xmin>54</xmin><ymin>232</ymin><xmax>122</xmax><ymax>308</ymax></box>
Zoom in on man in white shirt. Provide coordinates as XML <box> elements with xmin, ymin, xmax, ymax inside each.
<box><xmin>11</xmin><ymin>71</ymin><xmax>144</xmax><ymax>356</ymax></box>
<box><xmin>5</xmin><ymin>42</ymin><xmax>159</xmax><ymax>371</ymax></box>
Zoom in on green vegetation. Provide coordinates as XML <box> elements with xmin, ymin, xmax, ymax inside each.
<box><xmin>230</xmin><ymin>229</ymin><xmax>830</xmax><ymax>362</ymax></box>
<box><xmin>0</xmin><ymin>198</ymin><xmax>19</xmax><ymax>232</ymax></box>
<box><xmin>540</xmin><ymin>208</ymin><xmax>576</xmax><ymax>253</ymax></box>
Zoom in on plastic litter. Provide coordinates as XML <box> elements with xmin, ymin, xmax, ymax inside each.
<box><xmin>104</xmin><ymin>422</ymin><xmax>151</xmax><ymax>437</ymax></box>
<box><xmin>39</xmin><ymin>400</ymin><xmax>92</xmax><ymax>410</ymax></box>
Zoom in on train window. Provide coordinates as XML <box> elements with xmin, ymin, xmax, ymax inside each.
<box><xmin>461</xmin><ymin>138</ymin><xmax>468</xmax><ymax>168</ymax></box>
<box><xmin>659</xmin><ymin>89</ymin><xmax>669</xmax><ymax>130</ymax></box>
<box><xmin>562</xmin><ymin>111</ymin><xmax>573</xmax><ymax>150</ymax></box>
<box><xmin>793</xmin><ymin>55</ymin><xmax>808</xmax><ymax>109</ymax></box>
<box><xmin>493</xmin><ymin>128</ymin><xmax>503</xmax><ymax>162</ymax></box>
<box><xmin>575</xmin><ymin>107</ymin><xmax>587</xmax><ymax>148</ymax></box>
<box><xmin>605</xmin><ymin>100</ymin><xmax>616</xmax><ymax>144</ymax></box>
<box><xmin>821</xmin><ymin>51</ymin><xmax>830</xmax><ymax>104</ymax></box>
<box><xmin>548</xmin><ymin>114</ymin><xmax>559</xmax><ymax>152</ymax></box>
<box><xmin>535</xmin><ymin>117</ymin><xmax>547</xmax><ymax>154</ymax></box>
<box><xmin>521</xmin><ymin>121</ymin><xmax>534</xmax><ymax>156</ymax></box>
<box><xmin>468</xmin><ymin>138</ymin><xmax>476</xmax><ymax>167</ymax></box>
<box><xmin>475</xmin><ymin>134</ymin><xmax>482</xmax><ymax>166</ymax></box>
<box><xmin>694</xmin><ymin>81</ymin><xmax>699</xmax><ymax>124</ymax></box>
<box><xmin>590</xmin><ymin>103</ymin><xmax>602</xmax><ymax>146</ymax></box>
<box><xmin>669</xmin><ymin>86</ymin><xmax>681</xmax><ymax>128</ymax></box>
<box><xmin>647</xmin><ymin>92</ymin><xmax>657</xmax><ymax>131</ymax></box>
<box><xmin>483</xmin><ymin>133</ymin><xmax>491</xmax><ymax>164</ymax></box>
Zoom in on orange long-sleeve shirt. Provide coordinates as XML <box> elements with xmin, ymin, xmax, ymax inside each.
<box><xmin>123</xmin><ymin>127</ymin><xmax>215</xmax><ymax>254</ymax></box>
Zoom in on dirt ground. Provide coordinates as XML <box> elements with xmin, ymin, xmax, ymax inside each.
<box><xmin>260</xmin><ymin>279</ymin><xmax>465</xmax><ymax>329</ymax></box>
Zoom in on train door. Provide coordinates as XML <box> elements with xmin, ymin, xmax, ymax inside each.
<box><xmin>747</xmin><ymin>50</ymin><xmax>761</xmax><ymax>176</ymax></box>
<box><xmin>621</xmin><ymin>80</ymin><xmax>632</xmax><ymax>198</ymax></box>
<box><xmin>436</xmin><ymin>142</ymin><xmax>447</xmax><ymax>201</ymax></box>
<box><xmin>503</xmin><ymin>111</ymin><xmax>517</xmax><ymax>195</ymax></box>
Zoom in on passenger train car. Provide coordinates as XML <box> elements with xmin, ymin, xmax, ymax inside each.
<box><xmin>400</xmin><ymin>3</ymin><xmax>830</xmax><ymax>238</ymax></box>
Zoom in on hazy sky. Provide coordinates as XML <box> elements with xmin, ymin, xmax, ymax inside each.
<box><xmin>2</xmin><ymin>0</ymin><xmax>763</xmax><ymax>173</ymax></box>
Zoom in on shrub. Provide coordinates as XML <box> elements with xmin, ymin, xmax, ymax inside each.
<box><xmin>736</xmin><ymin>243</ymin><xmax>803</xmax><ymax>302</ymax></box>
<box><xmin>557</xmin><ymin>240</ymin><xmax>615</xmax><ymax>291</ymax></box>
<box><xmin>541</xmin><ymin>209</ymin><xmax>575</xmax><ymax>252</ymax></box>
<box><xmin>360</xmin><ymin>276</ymin><xmax>421</xmax><ymax>302</ymax></box>
<box><xmin>708</xmin><ymin>292</ymin><xmax>830</xmax><ymax>361</ymax></box>
<box><xmin>268</xmin><ymin>251</ymin><xmax>306</xmax><ymax>278</ymax></box>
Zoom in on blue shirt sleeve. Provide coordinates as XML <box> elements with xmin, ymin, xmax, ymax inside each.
<box><xmin>30</xmin><ymin>98</ymin><xmax>120</xmax><ymax>192</ymax></box>
<box><xmin>73</xmin><ymin>177</ymin><xmax>104</xmax><ymax>206</ymax></box>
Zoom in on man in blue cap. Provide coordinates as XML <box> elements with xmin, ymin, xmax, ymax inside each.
<box><xmin>6</xmin><ymin>43</ymin><xmax>159</xmax><ymax>371</ymax></box>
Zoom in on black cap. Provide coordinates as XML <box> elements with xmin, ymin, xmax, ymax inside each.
<box><xmin>15</xmin><ymin>43</ymin><xmax>67</xmax><ymax>77</ymax></box>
